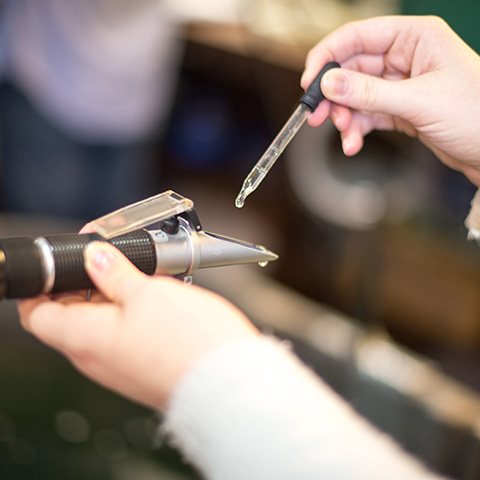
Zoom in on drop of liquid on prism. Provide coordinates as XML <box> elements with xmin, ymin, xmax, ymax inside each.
<box><xmin>258</xmin><ymin>261</ymin><xmax>269</xmax><ymax>267</ymax></box>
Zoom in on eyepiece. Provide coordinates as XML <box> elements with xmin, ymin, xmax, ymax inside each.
<box><xmin>0</xmin><ymin>237</ymin><xmax>44</xmax><ymax>300</ymax></box>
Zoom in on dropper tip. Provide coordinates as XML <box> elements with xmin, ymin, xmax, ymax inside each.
<box><xmin>235</xmin><ymin>193</ymin><xmax>246</xmax><ymax>209</ymax></box>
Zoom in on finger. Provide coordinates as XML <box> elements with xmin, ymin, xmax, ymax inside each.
<box><xmin>308</xmin><ymin>103</ymin><xmax>351</xmax><ymax>131</ymax></box>
<box><xmin>339</xmin><ymin>111</ymin><xmax>398</xmax><ymax>155</ymax></box>
<box><xmin>22</xmin><ymin>299</ymin><xmax>118</xmax><ymax>356</ymax></box>
<box><xmin>302</xmin><ymin>16</ymin><xmax>420</xmax><ymax>88</ymax></box>
<box><xmin>18</xmin><ymin>296</ymin><xmax>50</xmax><ymax>331</ymax></box>
<box><xmin>85</xmin><ymin>289</ymin><xmax>108</xmax><ymax>303</ymax></box>
<box><xmin>306</xmin><ymin>100</ymin><xmax>331</xmax><ymax>128</ymax></box>
<box><xmin>304</xmin><ymin>53</ymin><xmax>388</xmax><ymax>89</ymax></box>
<box><xmin>341</xmin><ymin>54</ymin><xmax>386</xmax><ymax>77</ymax></box>
<box><xmin>301</xmin><ymin>48</ymin><xmax>336</xmax><ymax>89</ymax></box>
<box><xmin>339</xmin><ymin>112</ymin><xmax>377</xmax><ymax>156</ymax></box>
<box><xmin>309</xmin><ymin>16</ymin><xmax>415</xmax><ymax>65</ymax></box>
<box><xmin>50</xmin><ymin>290</ymin><xmax>90</xmax><ymax>303</ymax></box>
<box><xmin>342</xmin><ymin>54</ymin><xmax>410</xmax><ymax>81</ymax></box>
<box><xmin>83</xmin><ymin>242</ymin><xmax>148</xmax><ymax>305</ymax></box>
<box><xmin>79</xmin><ymin>223</ymin><xmax>95</xmax><ymax>234</ymax></box>
<box><xmin>321</xmin><ymin>68</ymin><xmax>412</xmax><ymax>118</ymax></box>
<box><xmin>330</xmin><ymin>104</ymin><xmax>352</xmax><ymax>132</ymax></box>
<box><xmin>340</xmin><ymin>120</ymin><xmax>365</xmax><ymax>156</ymax></box>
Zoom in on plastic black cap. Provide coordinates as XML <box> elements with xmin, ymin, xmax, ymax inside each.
<box><xmin>299</xmin><ymin>61</ymin><xmax>341</xmax><ymax>111</ymax></box>
<box><xmin>0</xmin><ymin>237</ymin><xmax>44</xmax><ymax>299</ymax></box>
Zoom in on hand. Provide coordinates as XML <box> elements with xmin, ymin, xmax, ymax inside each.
<box><xmin>301</xmin><ymin>15</ymin><xmax>480</xmax><ymax>186</ymax></box>
<box><xmin>18</xmin><ymin>242</ymin><xmax>259</xmax><ymax>410</ymax></box>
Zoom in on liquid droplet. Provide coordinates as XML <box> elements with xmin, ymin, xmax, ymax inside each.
<box><xmin>258</xmin><ymin>261</ymin><xmax>269</xmax><ymax>268</ymax></box>
<box><xmin>235</xmin><ymin>195</ymin><xmax>245</xmax><ymax>209</ymax></box>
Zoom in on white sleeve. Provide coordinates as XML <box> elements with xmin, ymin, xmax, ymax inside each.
<box><xmin>164</xmin><ymin>336</ymin><xmax>448</xmax><ymax>480</ymax></box>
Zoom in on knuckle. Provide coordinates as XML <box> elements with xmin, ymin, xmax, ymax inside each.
<box><xmin>424</xmin><ymin>15</ymin><xmax>448</xmax><ymax>30</ymax></box>
<box><xmin>359</xmin><ymin>75</ymin><xmax>378</xmax><ymax>110</ymax></box>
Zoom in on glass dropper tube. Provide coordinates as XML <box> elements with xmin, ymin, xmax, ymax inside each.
<box><xmin>234</xmin><ymin>61</ymin><xmax>340</xmax><ymax>209</ymax></box>
<box><xmin>235</xmin><ymin>103</ymin><xmax>310</xmax><ymax>208</ymax></box>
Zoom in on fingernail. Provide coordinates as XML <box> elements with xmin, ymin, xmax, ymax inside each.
<box><xmin>322</xmin><ymin>70</ymin><xmax>349</xmax><ymax>97</ymax></box>
<box><xmin>85</xmin><ymin>243</ymin><xmax>114</xmax><ymax>271</ymax></box>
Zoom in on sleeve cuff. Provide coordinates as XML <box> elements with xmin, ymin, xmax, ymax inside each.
<box><xmin>163</xmin><ymin>336</ymin><xmax>443</xmax><ymax>480</ymax></box>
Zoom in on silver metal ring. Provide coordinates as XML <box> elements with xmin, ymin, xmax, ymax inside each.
<box><xmin>178</xmin><ymin>217</ymin><xmax>200</xmax><ymax>277</ymax></box>
<box><xmin>34</xmin><ymin>237</ymin><xmax>55</xmax><ymax>294</ymax></box>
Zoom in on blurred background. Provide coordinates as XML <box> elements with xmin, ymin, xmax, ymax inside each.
<box><xmin>2</xmin><ymin>0</ymin><xmax>480</xmax><ymax>478</ymax></box>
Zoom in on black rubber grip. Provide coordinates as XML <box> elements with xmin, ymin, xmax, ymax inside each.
<box><xmin>45</xmin><ymin>230</ymin><xmax>156</xmax><ymax>293</ymax></box>
<box><xmin>299</xmin><ymin>61</ymin><xmax>341</xmax><ymax>111</ymax></box>
<box><xmin>0</xmin><ymin>236</ymin><xmax>44</xmax><ymax>299</ymax></box>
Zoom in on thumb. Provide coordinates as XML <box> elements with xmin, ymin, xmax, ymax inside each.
<box><xmin>321</xmin><ymin>68</ymin><xmax>409</xmax><ymax>117</ymax></box>
<box><xmin>84</xmin><ymin>242</ymin><xmax>147</xmax><ymax>304</ymax></box>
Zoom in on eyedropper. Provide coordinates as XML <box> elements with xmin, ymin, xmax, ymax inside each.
<box><xmin>235</xmin><ymin>61</ymin><xmax>340</xmax><ymax>208</ymax></box>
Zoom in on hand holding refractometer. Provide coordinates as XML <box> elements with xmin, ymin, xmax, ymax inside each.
<box><xmin>0</xmin><ymin>191</ymin><xmax>278</xmax><ymax>299</ymax></box>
